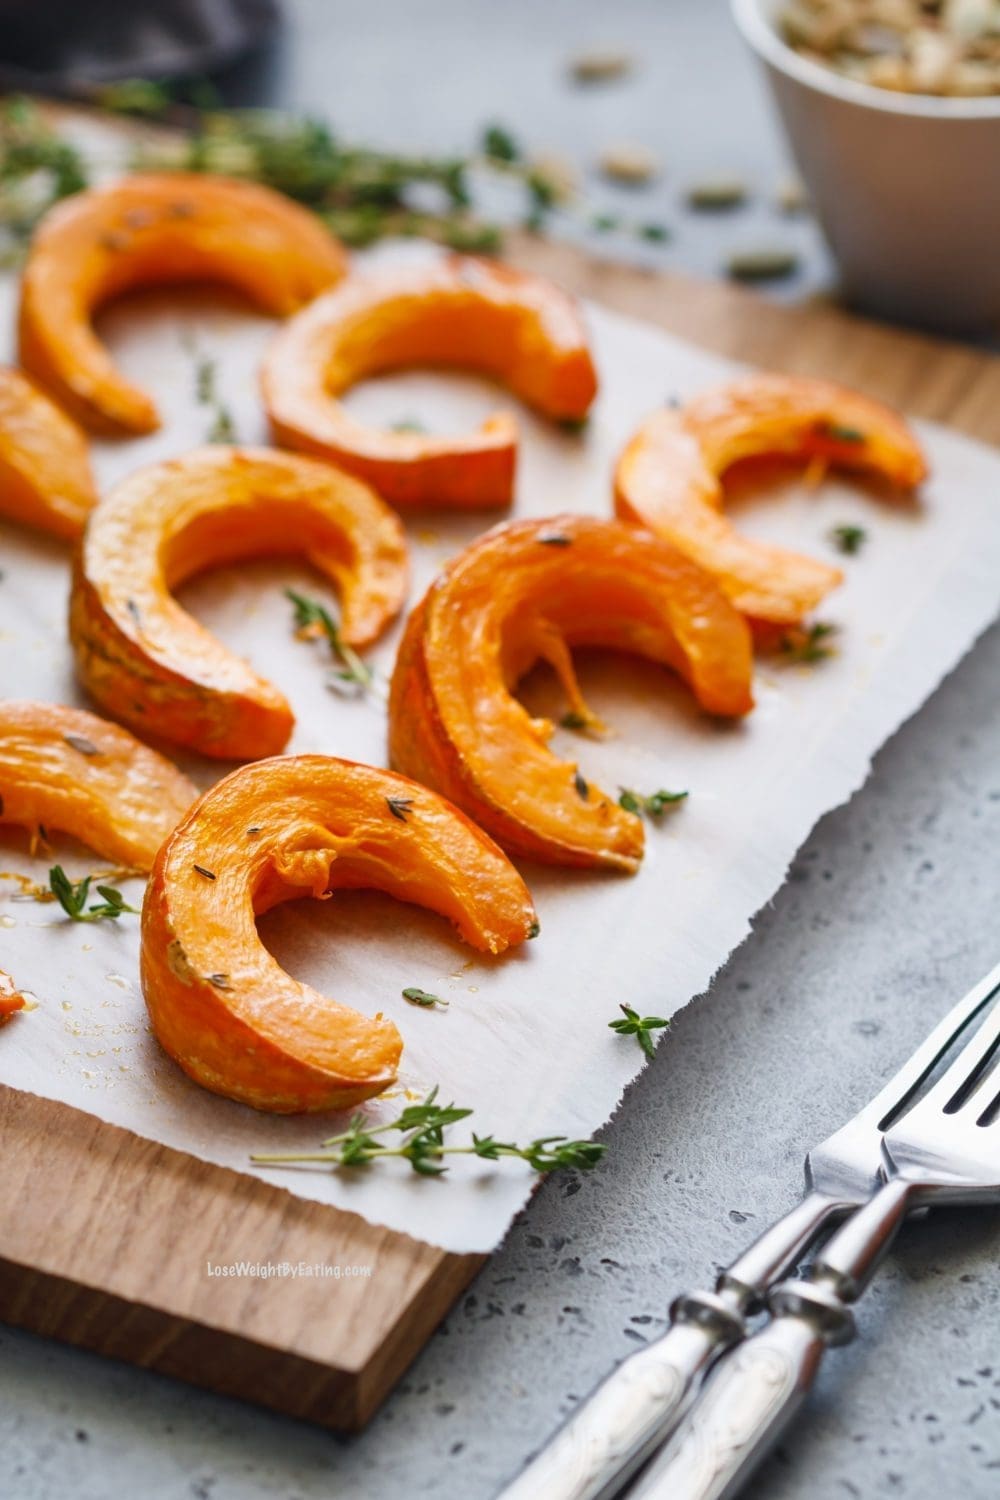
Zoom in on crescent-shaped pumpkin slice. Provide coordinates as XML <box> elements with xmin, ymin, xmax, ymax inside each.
<box><xmin>70</xmin><ymin>446</ymin><xmax>409</xmax><ymax>760</ymax></box>
<box><xmin>19</xmin><ymin>171</ymin><xmax>348</xmax><ymax>435</ymax></box>
<box><xmin>614</xmin><ymin>374</ymin><xmax>928</xmax><ymax>624</ymax></box>
<box><xmin>0</xmin><ymin>367</ymin><xmax>96</xmax><ymax>539</ymax></box>
<box><xmin>261</xmin><ymin>254</ymin><xmax>598</xmax><ymax>509</ymax></box>
<box><xmin>0</xmin><ymin>700</ymin><xmax>197</xmax><ymax>871</ymax></box>
<box><xmin>140</xmin><ymin>755</ymin><xmax>538</xmax><ymax>1113</ymax></box>
<box><xmin>388</xmin><ymin>515</ymin><xmax>754</xmax><ymax>873</ymax></box>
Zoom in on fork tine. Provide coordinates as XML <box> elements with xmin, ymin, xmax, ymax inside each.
<box><xmin>919</xmin><ymin>981</ymin><xmax>1000</xmax><ymax>1116</ymax></box>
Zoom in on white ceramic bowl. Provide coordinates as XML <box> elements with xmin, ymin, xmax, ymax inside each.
<box><xmin>732</xmin><ymin>0</ymin><xmax>1000</xmax><ymax>333</ymax></box>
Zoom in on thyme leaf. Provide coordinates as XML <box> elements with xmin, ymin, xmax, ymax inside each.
<box><xmin>402</xmin><ymin>987</ymin><xmax>448</xmax><ymax>1008</ymax></box>
<box><xmin>780</xmin><ymin>621</ymin><xmax>838</xmax><ymax>664</ymax></box>
<box><xmin>285</xmin><ymin>587</ymin><xmax>373</xmax><ymax>693</ymax></box>
<box><xmin>830</xmin><ymin>523</ymin><xmax>867</xmax><ymax>555</ymax></box>
<box><xmin>608</xmin><ymin>1003</ymin><xmax>670</xmax><ymax>1060</ymax></box>
<box><xmin>48</xmin><ymin>866</ymin><xmax>139</xmax><ymax>923</ymax></box>
<box><xmin>618</xmin><ymin>787</ymin><xmax>688</xmax><ymax>818</ymax></box>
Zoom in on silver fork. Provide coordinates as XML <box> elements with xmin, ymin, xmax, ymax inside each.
<box><xmin>629</xmin><ymin>960</ymin><xmax>1000</xmax><ymax>1500</ymax></box>
<box><xmin>496</xmin><ymin>961</ymin><xmax>1000</xmax><ymax>1500</ymax></box>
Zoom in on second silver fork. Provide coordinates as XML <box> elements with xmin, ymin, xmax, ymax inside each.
<box><xmin>496</xmin><ymin>960</ymin><xmax>1000</xmax><ymax>1500</ymax></box>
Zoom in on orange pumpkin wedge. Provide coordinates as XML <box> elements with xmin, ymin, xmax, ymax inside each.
<box><xmin>261</xmin><ymin>255</ymin><xmax>598</xmax><ymax>509</ymax></box>
<box><xmin>19</xmin><ymin>172</ymin><xmax>347</xmax><ymax>435</ymax></box>
<box><xmin>0</xmin><ymin>700</ymin><xmax>197</xmax><ymax>870</ymax></box>
<box><xmin>0</xmin><ymin>367</ymin><xmax>96</xmax><ymax>539</ymax></box>
<box><xmin>70</xmin><ymin>446</ymin><xmax>409</xmax><ymax>760</ymax></box>
<box><xmin>615</xmin><ymin>374</ymin><xmax>928</xmax><ymax>624</ymax></box>
<box><xmin>389</xmin><ymin>515</ymin><xmax>754</xmax><ymax>873</ymax></box>
<box><xmin>141</xmin><ymin>755</ymin><xmax>538</xmax><ymax>1113</ymax></box>
<box><xmin>0</xmin><ymin>971</ymin><xmax>26</xmax><ymax>1026</ymax></box>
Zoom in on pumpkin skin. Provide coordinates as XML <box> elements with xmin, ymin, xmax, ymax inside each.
<box><xmin>388</xmin><ymin>515</ymin><xmax>754</xmax><ymax>873</ymax></box>
<box><xmin>141</xmin><ymin>754</ymin><xmax>538</xmax><ymax>1113</ymax></box>
<box><xmin>0</xmin><ymin>971</ymin><xmax>26</xmax><ymax>1026</ymax></box>
<box><xmin>19</xmin><ymin>172</ymin><xmax>347</xmax><ymax>435</ymax></box>
<box><xmin>70</xmin><ymin>446</ymin><xmax>409</xmax><ymax>760</ymax></box>
<box><xmin>261</xmin><ymin>255</ymin><xmax>599</xmax><ymax>509</ymax></box>
<box><xmin>0</xmin><ymin>367</ymin><xmax>96</xmax><ymax>539</ymax></box>
<box><xmin>614</xmin><ymin>374</ymin><xmax>928</xmax><ymax>624</ymax></box>
<box><xmin>0</xmin><ymin>700</ymin><xmax>197</xmax><ymax>870</ymax></box>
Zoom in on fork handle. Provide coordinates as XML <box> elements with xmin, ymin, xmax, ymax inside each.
<box><xmin>626</xmin><ymin>1178</ymin><xmax>917</xmax><ymax>1500</ymax></box>
<box><xmin>494</xmin><ymin>1191</ymin><xmax>845</xmax><ymax>1500</ymax></box>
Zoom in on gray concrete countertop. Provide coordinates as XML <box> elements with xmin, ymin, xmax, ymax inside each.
<box><xmin>2</xmin><ymin>3</ymin><xmax>999</xmax><ymax>1497</ymax></box>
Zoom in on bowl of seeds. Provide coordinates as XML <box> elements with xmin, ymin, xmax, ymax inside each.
<box><xmin>732</xmin><ymin>0</ymin><xmax>1000</xmax><ymax>331</ymax></box>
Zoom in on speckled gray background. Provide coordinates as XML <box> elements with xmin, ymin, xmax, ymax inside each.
<box><xmin>2</xmin><ymin>2</ymin><xmax>999</xmax><ymax>1497</ymax></box>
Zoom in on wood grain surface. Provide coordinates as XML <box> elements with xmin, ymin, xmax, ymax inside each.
<box><xmin>2</xmin><ymin>224</ymin><xmax>999</xmax><ymax>1430</ymax></box>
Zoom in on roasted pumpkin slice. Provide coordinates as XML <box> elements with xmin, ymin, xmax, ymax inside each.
<box><xmin>70</xmin><ymin>446</ymin><xmax>409</xmax><ymax>760</ymax></box>
<box><xmin>261</xmin><ymin>255</ymin><xmax>599</xmax><ymax>509</ymax></box>
<box><xmin>388</xmin><ymin>515</ymin><xmax>754</xmax><ymax>873</ymax></box>
<box><xmin>0</xmin><ymin>367</ymin><xmax>96</xmax><ymax>539</ymax></box>
<box><xmin>19</xmin><ymin>172</ymin><xmax>347</xmax><ymax>435</ymax></box>
<box><xmin>0</xmin><ymin>700</ymin><xmax>197</xmax><ymax>870</ymax></box>
<box><xmin>0</xmin><ymin>971</ymin><xmax>26</xmax><ymax>1026</ymax></box>
<box><xmin>141</xmin><ymin>754</ymin><xmax>538</xmax><ymax>1113</ymax></box>
<box><xmin>615</xmin><ymin>374</ymin><xmax>928</xmax><ymax>624</ymax></box>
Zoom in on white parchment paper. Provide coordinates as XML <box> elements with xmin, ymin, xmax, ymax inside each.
<box><xmin>1</xmin><ymin>244</ymin><xmax>999</xmax><ymax>1253</ymax></box>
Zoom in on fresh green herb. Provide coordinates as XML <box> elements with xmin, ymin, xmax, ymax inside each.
<box><xmin>386</xmin><ymin>796</ymin><xmax>414</xmax><ymax>822</ymax></box>
<box><xmin>47</xmin><ymin>866</ymin><xmax>140</xmax><ymax>923</ymax></box>
<box><xmin>285</xmin><ymin>587</ymin><xmax>374</xmax><ymax>693</ymax></box>
<box><xmin>0</xmin><ymin>97</ymin><xmax>88</xmax><ymax>262</ymax></box>
<box><xmin>537</xmin><ymin>532</ymin><xmax>572</xmax><ymax>547</ymax></box>
<box><xmin>192</xmin><ymin>351</ymin><xmax>238</xmax><ymax>443</ymax></box>
<box><xmin>830</xmin><ymin>523</ymin><xmax>868</xmax><ymax>555</ymax></box>
<box><xmin>96</xmin><ymin>78</ymin><xmax>173</xmax><ymax>118</ymax></box>
<box><xmin>820</xmin><ymin>422</ymin><xmax>866</xmax><ymax>445</ymax></box>
<box><xmin>638</xmin><ymin>222</ymin><xmax>670</xmax><ymax>243</ymax></box>
<box><xmin>206</xmin><ymin>403</ymin><xmax>237</xmax><ymax>443</ymax></box>
<box><xmin>208</xmin><ymin>973</ymin><xmax>231</xmax><ymax>989</ymax></box>
<box><xmin>560</xmin><ymin>711</ymin><xmax>589</xmax><ymax>731</ymax></box>
<box><xmin>608</xmin><ymin>1003</ymin><xmax>670</xmax><ymax>1059</ymax></box>
<box><xmin>482</xmin><ymin>124</ymin><xmax>521</xmax><ymax>164</ymax></box>
<box><xmin>193</xmin><ymin>864</ymin><xmax>216</xmax><ymax>881</ymax></box>
<box><xmin>591</xmin><ymin>212</ymin><xmax>620</xmax><ymax>232</ymax></box>
<box><xmin>251</xmin><ymin>1086</ymin><xmax>606</xmax><ymax>1177</ymax></box>
<box><xmin>402</xmin><ymin>987</ymin><xmax>448</xmax><ymax>1008</ymax></box>
<box><xmin>780</xmin><ymin>621</ymin><xmax>838</xmax><ymax>663</ymax></box>
<box><xmin>574</xmin><ymin>770</ymin><xmax>590</xmax><ymax>800</ymax></box>
<box><xmin>527</xmin><ymin>919</ymin><xmax>541</xmax><ymax>939</ymax></box>
<box><xmin>687</xmin><ymin>178</ymin><xmax>748</xmax><ymax>211</ymax></box>
<box><xmin>390</xmin><ymin>417</ymin><xmax>427</xmax><ymax>433</ymax></box>
<box><xmin>618</xmin><ymin>788</ymin><xmax>688</xmax><ymax>818</ymax></box>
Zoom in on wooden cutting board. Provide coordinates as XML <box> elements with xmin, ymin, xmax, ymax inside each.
<box><xmin>2</xmin><ymin>226</ymin><xmax>999</xmax><ymax>1432</ymax></box>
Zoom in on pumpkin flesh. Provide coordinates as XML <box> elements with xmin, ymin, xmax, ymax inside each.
<box><xmin>141</xmin><ymin>755</ymin><xmax>538</xmax><ymax>1112</ymax></box>
<box><xmin>0</xmin><ymin>700</ymin><xmax>197</xmax><ymax>870</ymax></box>
<box><xmin>0</xmin><ymin>367</ymin><xmax>96</xmax><ymax>539</ymax></box>
<box><xmin>19</xmin><ymin>172</ymin><xmax>347</xmax><ymax>435</ymax></box>
<box><xmin>389</xmin><ymin>515</ymin><xmax>754</xmax><ymax>872</ymax></box>
<box><xmin>70</xmin><ymin>446</ymin><xmax>409</xmax><ymax>759</ymax></box>
<box><xmin>262</xmin><ymin>255</ymin><xmax>598</xmax><ymax>509</ymax></box>
<box><xmin>615</xmin><ymin>374</ymin><xmax>928</xmax><ymax>623</ymax></box>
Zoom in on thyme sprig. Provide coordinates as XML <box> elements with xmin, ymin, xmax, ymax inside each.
<box><xmin>251</xmin><ymin>1086</ymin><xmax>605</xmax><ymax>1177</ymax></box>
<box><xmin>402</xmin><ymin>987</ymin><xmax>448</xmax><ymax>1008</ymax></box>
<box><xmin>48</xmin><ymin>865</ymin><xmax>140</xmax><ymax>923</ymax></box>
<box><xmin>0</xmin><ymin>97</ymin><xmax>88</xmax><ymax>263</ymax></box>
<box><xmin>619</xmin><ymin>787</ymin><xmax>688</xmax><ymax>818</ymax></box>
<box><xmin>285</xmin><ymin>587</ymin><xmax>374</xmax><ymax>693</ymax></box>
<box><xmin>609</xmin><ymin>1003</ymin><xmax>670</xmax><ymax>1059</ymax></box>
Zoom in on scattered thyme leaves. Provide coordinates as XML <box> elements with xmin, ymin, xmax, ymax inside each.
<box><xmin>63</xmin><ymin>733</ymin><xmax>99</xmax><ymax>757</ymax></box>
<box><xmin>527</xmin><ymin>919</ymin><xmax>541</xmax><ymax>939</ymax></box>
<box><xmin>208</xmin><ymin>973</ymin><xmax>231</xmax><ymax>989</ymax></box>
<box><xmin>609</xmin><ymin>1003</ymin><xmax>670</xmax><ymax>1059</ymax></box>
<box><xmin>390</xmin><ymin>417</ymin><xmax>427</xmax><ymax>433</ymax></box>
<box><xmin>251</xmin><ymin>1086</ymin><xmax>605</xmax><ymax>1177</ymax></box>
<box><xmin>192</xmin><ymin>348</ymin><xmax>238</xmax><ymax>443</ymax></box>
<box><xmin>193</xmin><ymin>864</ymin><xmax>216</xmax><ymax>881</ymax></box>
<box><xmin>574</xmin><ymin>770</ymin><xmax>590</xmax><ymax>800</ymax></box>
<box><xmin>482</xmin><ymin>124</ymin><xmax>521</xmax><ymax>164</ymax></box>
<box><xmin>285</xmin><ymin>587</ymin><xmax>374</xmax><ymax>693</ymax></box>
<box><xmin>0</xmin><ymin>97</ymin><xmax>88</xmax><ymax>264</ymax></box>
<box><xmin>830</xmin><ymin>523</ymin><xmax>867</xmax><ymax>555</ymax></box>
<box><xmin>48</xmin><ymin>865</ymin><xmax>139</xmax><ymax>923</ymax></box>
<box><xmin>819</xmin><ymin>421</ymin><xmax>866</xmax><ymax>445</ymax></box>
<box><xmin>537</xmin><ymin>532</ymin><xmax>572</xmax><ymax>547</ymax></box>
<box><xmin>402</xmin><ymin>987</ymin><xmax>448</xmax><ymax>1008</ymax></box>
<box><xmin>386</xmin><ymin>796</ymin><xmax>414</xmax><ymax>822</ymax></box>
<box><xmin>780</xmin><ymin>621</ymin><xmax>838</xmax><ymax>663</ymax></box>
<box><xmin>618</xmin><ymin>787</ymin><xmax>688</xmax><ymax>818</ymax></box>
